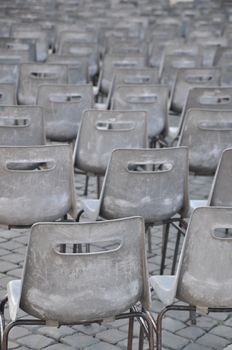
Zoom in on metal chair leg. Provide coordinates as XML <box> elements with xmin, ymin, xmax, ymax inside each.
<box><xmin>171</xmin><ymin>228</ymin><xmax>181</xmax><ymax>275</ymax></box>
<box><xmin>127</xmin><ymin>312</ymin><xmax>134</xmax><ymax>350</ymax></box>
<box><xmin>146</xmin><ymin>225</ymin><xmax>152</xmax><ymax>254</ymax></box>
<box><xmin>160</xmin><ymin>223</ymin><xmax>170</xmax><ymax>275</ymax></box>
<box><xmin>84</xmin><ymin>175</ymin><xmax>89</xmax><ymax>196</ymax></box>
<box><xmin>138</xmin><ymin>324</ymin><xmax>144</xmax><ymax>350</ymax></box>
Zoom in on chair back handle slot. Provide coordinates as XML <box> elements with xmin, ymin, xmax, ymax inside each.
<box><xmin>54</xmin><ymin>239</ymin><xmax>122</xmax><ymax>255</ymax></box>
<box><xmin>126</xmin><ymin>94</ymin><xmax>157</xmax><ymax>103</ymax></box>
<box><xmin>96</xmin><ymin>121</ymin><xmax>135</xmax><ymax>131</ymax></box>
<box><xmin>6</xmin><ymin>160</ymin><xmax>55</xmax><ymax>171</ymax></box>
<box><xmin>127</xmin><ymin>161</ymin><xmax>173</xmax><ymax>173</ymax></box>
<box><xmin>212</xmin><ymin>227</ymin><xmax>232</xmax><ymax>240</ymax></box>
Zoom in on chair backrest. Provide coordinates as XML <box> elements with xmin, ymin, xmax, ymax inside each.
<box><xmin>112</xmin><ymin>84</ymin><xmax>169</xmax><ymax>139</ymax></box>
<box><xmin>18</xmin><ymin>63</ymin><xmax>68</xmax><ymax>105</ymax></box>
<box><xmin>0</xmin><ymin>38</ymin><xmax>35</xmax><ymax>61</ymax></box>
<box><xmin>37</xmin><ymin>84</ymin><xmax>94</xmax><ymax>142</ymax></box>
<box><xmin>20</xmin><ymin>217</ymin><xmax>150</xmax><ymax>323</ymax></box>
<box><xmin>101</xmin><ymin>53</ymin><xmax>146</xmax><ymax>94</ymax></box>
<box><xmin>74</xmin><ymin>110</ymin><xmax>148</xmax><ymax>175</ymax></box>
<box><xmin>58</xmin><ymin>41</ymin><xmax>99</xmax><ymax>78</ymax></box>
<box><xmin>177</xmin><ymin>87</ymin><xmax>232</xmax><ymax>138</ymax></box>
<box><xmin>0</xmin><ymin>144</ymin><xmax>77</xmax><ymax>226</ymax></box>
<box><xmin>0</xmin><ymin>84</ymin><xmax>17</xmax><ymax>104</ymax></box>
<box><xmin>0</xmin><ymin>105</ymin><xmax>45</xmax><ymax>145</ymax></box>
<box><xmin>177</xmin><ymin>207</ymin><xmax>232</xmax><ymax>308</ymax></box>
<box><xmin>10</xmin><ymin>24</ymin><xmax>48</xmax><ymax>62</ymax></box>
<box><xmin>178</xmin><ymin>109</ymin><xmax>232</xmax><ymax>175</ymax></box>
<box><xmin>160</xmin><ymin>53</ymin><xmax>203</xmax><ymax>88</ymax></box>
<box><xmin>0</xmin><ymin>64</ymin><xmax>19</xmax><ymax>85</ymax></box>
<box><xmin>171</xmin><ymin>68</ymin><xmax>221</xmax><ymax>113</ymax></box>
<box><xmin>100</xmin><ymin>147</ymin><xmax>189</xmax><ymax>223</ymax></box>
<box><xmin>208</xmin><ymin>148</ymin><xmax>232</xmax><ymax>206</ymax></box>
<box><xmin>0</xmin><ymin>48</ymin><xmax>30</xmax><ymax>65</ymax></box>
<box><xmin>47</xmin><ymin>54</ymin><xmax>89</xmax><ymax>84</ymax></box>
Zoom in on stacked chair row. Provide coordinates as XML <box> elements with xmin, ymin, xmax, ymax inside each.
<box><xmin>0</xmin><ymin>0</ymin><xmax>232</xmax><ymax>349</ymax></box>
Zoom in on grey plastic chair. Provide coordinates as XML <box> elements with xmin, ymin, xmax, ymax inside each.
<box><xmin>58</xmin><ymin>41</ymin><xmax>99</xmax><ymax>78</ymax></box>
<box><xmin>0</xmin><ymin>38</ymin><xmax>35</xmax><ymax>62</ymax></box>
<box><xmin>0</xmin><ymin>84</ymin><xmax>17</xmax><ymax>105</ymax></box>
<box><xmin>170</xmin><ymin>87</ymin><xmax>232</xmax><ymax>142</ymax></box>
<box><xmin>171</xmin><ymin>68</ymin><xmax>221</xmax><ymax>113</ymax></box>
<box><xmin>1</xmin><ymin>217</ymin><xmax>154</xmax><ymax>350</ymax></box>
<box><xmin>177</xmin><ymin>109</ymin><xmax>232</xmax><ymax>175</ymax></box>
<box><xmin>47</xmin><ymin>54</ymin><xmax>89</xmax><ymax>84</ymax></box>
<box><xmin>160</xmin><ymin>53</ymin><xmax>203</xmax><ymax>89</ymax></box>
<box><xmin>208</xmin><ymin>148</ymin><xmax>232</xmax><ymax>207</ymax></box>
<box><xmin>150</xmin><ymin>206</ymin><xmax>232</xmax><ymax>350</ymax></box>
<box><xmin>0</xmin><ymin>144</ymin><xmax>77</xmax><ymax>226</ymax></box>
<box><xmin>101</xmin><ymin>53</ymin><xmax>147</xmax><ymax>94</ymax></box>
<box><xmin>112</xmin><ymin>84</ymin><xmax>169</xmax><ymax>144</ymax></box>
<box><xmin>0</xmin><ymin>49</ymin><xmax>30</xmax><ymax>65</ymax></box>
<box><xmin>10</xmin><ymin>23</ymin><xmax>48</xmax><ymax>62</ymax></box>
<box><xmin>37</xmin><ymin>84</ymin><xmax>94</xmax><ymax>142</ymax></box>
<box><xmin>108</xmin><ymin>67</ymin><xmax>159</xmax><ymax>109</ymax></box>
<box><xmin>80</xmin><ymin>147</ymin><xmax>189</xmax><ymax>273</ymax></box>
<box><xmin>18</xmin><ymin>63</ymin><xmax>68</xmax><ymax>105</ymax></box>
<box><xmin>0</xmin><ymin>105</ymin><xmax>45</xmax><ymax>145</ymax></box>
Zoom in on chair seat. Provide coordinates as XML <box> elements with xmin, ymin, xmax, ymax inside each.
<box><xmin>7</xmin><ymin>280</ymin><xmax>21</xmax><ymax>322</ymax></box>
<box><xmin>80</xmin><ymin>199</ymin><xmax>100</xmax><ymax>220</ymax></box>
<box><xmin>150</xmin><ymin>275</ymin><xmax>177</xmax><ymax>306</ymax></box>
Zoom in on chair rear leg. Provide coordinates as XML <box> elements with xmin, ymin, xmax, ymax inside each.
<box><xmin>160</xmin><ymin>223</ymin><xmax>170</xmax><ymax>275</ymax></box>
<box><xmin>138</xmin><ymin>325</ymin><xmax>144</xmax><ymax>350</ymax></box>
<box><xmin>127</xmin><ymin>310</ymin><xmax>134</xmax><ymax>350</ymax></box>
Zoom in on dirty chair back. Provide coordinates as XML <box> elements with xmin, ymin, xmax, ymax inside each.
<box><xmin>0</xmin><ymin>144</ymin><xmax>77</xmax><ymax>226</ymax></box>
<box><xmin>1</xmin><ymin>217</ymin><xmax>154</xmax><ymax>349</ymax></box>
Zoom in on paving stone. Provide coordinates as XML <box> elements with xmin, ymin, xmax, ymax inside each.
<box><xmin>37</xmin><ymin>325</ymin><xmax>75</xmax><ymax>340</ymax></box>
<box><xmin>162</xmin><ymin>317</ymin><xmax>187</xmax><ymax>332</ymax></box>
<box><xmin>97</xmin><ymin>329</ymin><xmax>127</xmax><ymax>344</ymax></box>
<box><xmin>191</xmin><ymin>316</ymin><xmax>218</xmax><ymax>331</ymax></box>
<box><xmin>17</xmin><ymin>334</ymin><xmax>54</xmax><ymax>348</ymax></box>
<box><xmin>73</xmin><ymin>323</ymin><xmax>107</xmax><ymax>336</ymax></box>
<box><xmin>210</xmin><ymin>325</ymin><xmax>232</xmax><ymax>339</ymax></box>
<box><xmin>176</xmin><ymin>325</ymin><xmax>205</xmax><ymax>340</ymax></box>
<box><xmin>10</xmin><ymin>326</ymin><xmax>31</xmax><ymax>339</ymax></box>
<box><xmin>0</xmin><ymin>241</ymin><xmax>23</xmax><ymax>251</ymax></box>
<box><xmin>161</xmin><ymin>330</ymin><xmax>189</xmax><ymax>349</ymax></box>
<box><xmin>62</xmin><ymin>333</ymin><xmax>99</xmax><ymax>348</ymax></box>
<box><xmin>85</xmin><ymin>341</ymin><xmax>122</xmax><ymax>350</ymax></box>
<box><xmin>4</xmin><ymin>253</ymin><xmax>24</xmax><ymax>264</ymax></box>
<box><xmin>196</xmin><ymin>333</ymin><xmax>231</xmax><ymax>349</ymax></box>
<box><xmin>0</xmin><ymin>261</ymin><xmax>18</xmax><ymax>273</ymax></box>
<box><xmin>44</xmin><ymin>343</ymin><xmax>75</xmax><ymax>350</ymax></box>
<box><xmin>182</xmin><ymin>343</ymin><xmax>212</xmax><ymax>350</ymax></box>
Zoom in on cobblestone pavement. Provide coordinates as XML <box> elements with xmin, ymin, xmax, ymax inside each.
<box><xmin>1</xmin><ymin>168</ymin><xmax>231</xmax><ymax>350</ymax></box>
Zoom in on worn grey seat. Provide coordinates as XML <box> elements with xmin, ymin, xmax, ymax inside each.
<box><xmin>58</xmin><ymin>41</ymin><xmax>99</xmax><ymax>79</ymax></box>
<box><xmin>160</xmin><ymin>53</ymin><xmax>203</xmax><ymax>89</ymax></box>
<box><xmin>1</xmin><ymin>217</ymin><xmax>154</xmax><ymax>350</ymax></box>
<box><xmin>0</xmin><ymin>144</ymin><xmax>77</xmax><ymax>226</ymax></box>
<box><xmin>177</xmin><ymin>109</ymin><xmax>232</xmax><ymax>175</ymax></box>
<box><xmin>0</xmin><ymin>106</ymin><xmax>45</xmax><ymax>145</ymax></box>
<box><xmin>37</xmin><ymin>84</ymin><xmax>94</xmax><ymax>142</ymax></box>
<box><xmin>47</xmin><ymin>54</ymin><xmax>89</xmax><ymax>84</ymax></box>
<box><xmin>169</xmin><ymin>87</ymin><xmax>232</xmax><ymax>142</ymax></box>
<box><xmin>150</xmin><ymin>206</ymin><xmax>232</xmax><ymax>350</ymax></box>
<box><xmin>112</xmin><ymin>84</ymin><xmax>169</xmax><ymax>145</ymax></box>
<box><xmin>208</xmin><ymin>147</ymin><xmax>232</xmax><ymax>207</ymax></box>
<box><xmin>10</xmin><ymin>23</ymin><xmax>48</xmax><ymax>62</ymax></box>
<box><xmin>18</xmin><ymin>63</ymin><xmax>68</xmax><ymax>105</ymax></box>
<box><xmin>171</xmin><ymin>68</ymin><xmax>221</xmax><ymax>113</ymax></box>
<box><xmin>80</xmin><ymin>147</ymin><xmax>189</xmax><ymax>273</ymax></box>
<box><xmin>101</xmin><ymin>53</ymin><xmax>147</xmax><ymax>94</ymax></box>
<box><xmin>108</xmin><ymin>67</ymin><xmax>159</xmax><ymax>109</ymax></box>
